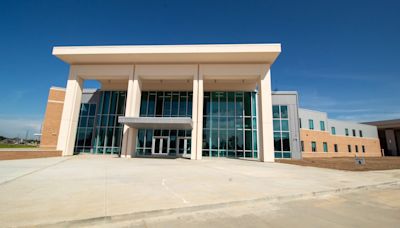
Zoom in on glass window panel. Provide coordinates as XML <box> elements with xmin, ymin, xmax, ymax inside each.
<box><xmin>109</xmin><ymin>92</ymin><xmax>118</xmax><ymax>114</ymax></box>
<box><xmin>252</xmin><ymin>117</ymin><xmax>257</xmax><ymax>129</ymax></box>
<box><xmin>235</xmin><ymin>93</ymin><xmax>243</xmax><ymax>116</ymax></box>
<box><xmin>282</xmin><ymin>132</ymin><xmax>290</xmax><ymax>151</ymax></box>
<box><xmin>89</xmin><ymin>104</ymin><xmax>97</xmax><ymax>116</ymax></box>
<box><xmin>273</xmin><ymin>120</ymin><xmax>281</xmax><ymax>131</ymax></box>
<box><xmin>275</xmin><ymin>152</ymin><xmax>282</xmax><ymax>158</ymax></box>
<box><xmin>245</xmin><ymin>130</ymin><xmax>252</xmax><ymax>150</ymax></box>
<box><xmin>145</xmin><ymin>130</ymin><xmax>153</xmax><ymax>147</ymax></box>
<box><xmin>84</xmin><ymin>128</ymin><xmax>93</xmax><ymax>147</ymax></box>
<box><xmin>202</xmin><ymin>150</ymin><xmax>210</xmax><ymax>157</ymax></box>
<box><xmin>219</xmin><ymin>116</ymin><xmax>227</xmax><ymax>129</ymax></box>
<box><xmin>228</xmin><ymin>130</ymin><xmax>235</xmax><ymax>150</ymax></box>
<box><xmin>203</xmin><ymin>117</ymin><xmax>210</xmax><ymax>129</ymax></box>
<box><xmin>80</xmin><ymin>116</ymin><xmax>88</xmax><ymax>128</ymax></box>
<box><xmin>281</xmin><ymin>120</ymin><xmax>289</xmax><ymax>131</ymax></box>
<box><xmin>323</xmin><ymin>142</ymin><xmax>328</xmax><ymax>152</ymax></box>
<box><xmin>211</xmin><ymin>130</ymin><xmax>218</xmax><ymax>149</ymax></box>
<box><xmin>244</xmin><ymin>92</ymin><xmax>251</xmax><ymax>116</ymax></box>
<box><xmin>156</xmin><ymin>92</ymin><xmax>163</xmax><ymax>116</ymax></box>
<box><xmin>309</xmin><ymin>119</ymin><xmax>314</xmax><ymax>130</ymax></box>
<box><xmin>253</xmin><ymin>131</ymin><xmax>257</xmax><ymax>150</ymax></box>
<box><xmin>102</xmin><ymin>91</ymin><xmax>111</xmax><ymax>115</ymax></box>
<box><xmin>237</xmin><ymin>151</ymin><xmax>244</xmax><ymax>157</ymax></box>
<box><xmin>87</xmin><ymin>117</ymin><xmax>94</xmax><ymax>128</ymax></box>
<box><xmin>228</xmin><ymin>117</ymin><xmax>235</xmax><ymax>129</ymax></box>
<box><xmin>219</xmin><ymin>130</ymin><xmax>227</xmax><ymax>150</ymax></box>
<box><xmin>251</xmin><ymin>92</ymin><xmax>257</xmax><ymax>116</ymax></box>
<box><xmin>211</xmin><ymin>92</ymin><xmax>219</xmax><ymax>116</ymax></box>
<box><xmin>202</xmin><ymin>130</ymin><xmax>210</xmax><ymax>149</ymax></box>
<box><xmin>148</xmin><ymin>94</ymin><xmax>156</xmax><ymax>116</ymax></box>
<box><xmin>280</xmin><ymin>106</ymin><xmax>288</xmax><ymax>118</ymax></box>
<box><xmin>105</xmin><ymin>128</ymin><xmax>113</xmax><ymax>147</ymax></box>
<box><xmin>219</xmin><ymin>92</ymin><xmax>227</xmax><ymax>116</ymax></box>
<box><xmin>162</xmin><ymin>130</ymin><xmax>169</xmax><ymax>136</ymax></box>
<box><xmin>283</xmin><ymin>152</ymin><xmax>291</xmax><ymax>158</ymax></box>
<box><xmin>236</xmin><ymin>130</ymin><xmax>243</xmax><ymax>150</ymax></box>
<box><xmin>113</xmin><ymin>128</ymin><xmax>122</xmax><ymax>148</ymax></box>
<box><xmin>236</xmin><ymin>117</ymin><xmax>243</xmax><ymax>129</ymax></box>
<box><xmin>227</xmin><ymin>92</ymin><xmax>235</xmax><ymax>116</ymax></box>
<box><xmin>212</xmin><ymin>117</ymin><xmax>218</xmax><ymax>129</ymax></box>
<box><xmin>137</xmin><ymin>129</ymin><xmax>145</xmax><ymax>148</ymax></box>
<box><xmin>320</xmin><ymin>121</ymin><xmax>325</xmax><ymax>131</ymax></box>
<box><xmin>108</xmin><ymin>115</ymin><xmax>115</xmax><ymax>127</ymax></box>
<box><xmin>178</xmin><ymin>130</ymin><xmax>185</xmax><ymax>137</ymax></box>
<box><xmin>179</xmin><ymin>92</ymin><xmax>187</xmax><ymax>117</ymax></box>
<box><xmin>203</xmin><ymin>92</ymin><xmax>210</xmax><ymax>116</ymax></box>
<box><xmin>163</xmin><ymin>92</ymin><xmax>172</xmax><ymax>116</ymax></box>
<box><xmin>274</xmin><ymin>132</ymin><xmax>282</xmax><ymax>151</ymax></box>
<box><xmin>245</xmin><ymin>117</ymin><xmax>252</xmax><ymax>129</ymax></box>
<box><xmin>272</xmin><ymin>106</ymin><xmax>280</xmax><ymax>118</ymax></box>
<box><xmin>81</xmin><ymin>104</ymin><xmax>89</xmax><ymax>116</ymax></box>
<box><xmin>171</xmin><ymin>93</ymin><xmax>179</xmax><ymax>116</ymax></box>
<box><xmin>170</xmin><ymin>130</ymin><xmax>177</xmax><ymax>149</ymax></box>
<box><xmin>140</xmin><ymin>92</ymin><xmax>148</xmax><ymax>116</ymax></box>
<box><xmin>187</xmin><ymin>92</ymin><xmax>192</xmax><ymax>117</ymax></box>
<box><xmin>117</xmin><ymin>92</ymin><xmax>126</xmax><ymax>114</ymax></box>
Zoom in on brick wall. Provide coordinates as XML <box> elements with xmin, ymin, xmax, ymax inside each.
<box><xmin>300</xmin><ymin>129</ymin><xmax>382</xmax><ymax>157</ymax></box>
<box><xmin>40</xmin><ymin>87</ymin><xmax>65</xmax><ymax>149</ymax></box>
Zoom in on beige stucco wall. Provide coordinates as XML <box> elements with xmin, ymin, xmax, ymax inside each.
<box><xmin>40</xmin><ymin>88</ymin><xmax>65</xmax><ymax>148</ymax></box>
<box><xmin>300</xmin><ymin>129</ymin><xmax>382</xmax><ymax>157</ymax></box>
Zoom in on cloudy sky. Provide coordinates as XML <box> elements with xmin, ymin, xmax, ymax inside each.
<box><xmin>0</xmin><ymin>0</ymin><xmax>399</xmax><ymax>138</ymax></box>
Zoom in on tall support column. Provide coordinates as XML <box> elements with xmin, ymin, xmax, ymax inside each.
<box><xmin>57</xmin><ymin>67</ymin><xmax>83</xmax><ymax>156</ymax></box>
<box><xmin>121</xmin><ymin>65</ymin><xmax>141</xmax><ymax>158</ymax></box>
<box><xmin>191</xmin><ymin>68</ymin><xmax>199</xmax><ymax>160</ymax></box>
<box><xmin>258</xmin><ymin>67</ymin><xmax>275</xmax><ymax>162</ymax></box>
<box><xmin>196</xmin><ymin>68</ymin><xmax>204</xmax><ymax>160</ymax></box>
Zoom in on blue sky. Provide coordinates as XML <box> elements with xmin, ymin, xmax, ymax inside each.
<box><xmin>0</xmin><ymin>0</ymin><xmax>399</xmax><ymax>138</ymax></box>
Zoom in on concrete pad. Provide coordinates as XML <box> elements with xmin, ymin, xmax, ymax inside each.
<box><xmin>0</xmin><ymin>155</ymin><xmax>399</xmax><ymax>227</ymax></box>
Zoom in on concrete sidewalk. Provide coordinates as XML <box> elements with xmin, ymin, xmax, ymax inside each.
<box><xmin>0</xmin><ymin>155</ymin><xmax>399</xmax><ymax>227</ymax></box>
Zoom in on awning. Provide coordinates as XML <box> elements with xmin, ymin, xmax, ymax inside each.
<box><xmin>118</xmin><ymin>117</ymin><xmax>192</xmax><ymax>130</ymax></box>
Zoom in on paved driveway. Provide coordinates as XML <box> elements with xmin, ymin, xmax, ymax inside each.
<box><xmin>0</xmin><ymin>155</ymin><xmax>399</xmax><ymax>227</ymax></box>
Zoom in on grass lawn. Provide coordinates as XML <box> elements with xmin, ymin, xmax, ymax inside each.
<box><xmin>0</xmin><ymin>144</ymin><xmax>38</xmax><ymax>149</ymax></box>
<box><xmin>277</xmin><ymin>157</ymin><xmax>400</xmax><ymax>171</ymax></box>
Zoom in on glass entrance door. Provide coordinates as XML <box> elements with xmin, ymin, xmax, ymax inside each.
<box><xmin>177</xmin><ymin>137</ymin><xmax>191</xmax><ymax>156</ymax></box>
<box><xmin>152</xmin><ymin>136</ymin><xmax>169</xmax><ymax>155</ymax></box>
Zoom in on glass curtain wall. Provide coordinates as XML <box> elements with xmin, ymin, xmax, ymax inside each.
<box><xmin>202</xmin><ymin>91</ymin><xmax>258</xmax><ymax>159</ymax></box>
<box><xmin>93</xmin><ymin>91</ymin><xmax>126</xmax><ymax>155</ymax></box>
<box><xmin>273</xmin><ymin>105</ymin><xmax>291</xmax><ymax>158</ymax></box>
<box><xmin>74</xmin><ymin>103</ymin><xmax>97</xmax><ymax>154</ymax></box>
<box><xmin>136</xmin><ymin>91</ymin><xmax>193</xmax><ymax>156</ymax></box>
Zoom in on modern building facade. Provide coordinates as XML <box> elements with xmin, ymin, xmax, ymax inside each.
<box><xmin>40</xmin><ymin>44</ymin><xmax>382</xmax><ymax>161</ymax></box>
<box><xmin>299</xmin><ymin>109</ymin><xmax>381</xmax><ymax>157</ymax></box>
<box><xmin>364</xmin><ymin>119</ymin><xmax>400</xmax><ymax>156</ymax></box>
<box><xmin>45</xmin><ymin>44</ymin><xmax>283</xmax><ymax>162</ymax></box>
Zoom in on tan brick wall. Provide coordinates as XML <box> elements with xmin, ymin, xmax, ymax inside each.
<box><xmin>40</xmin><ymin>88</ymin><xmax>65</xmax><ymax>149</ymax></box>
<box><xmin>300</xmin><ymin>129</ymin><xmax>382</xmax><ymax>158</ymax></box>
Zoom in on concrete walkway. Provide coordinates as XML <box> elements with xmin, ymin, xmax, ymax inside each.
<box><xmin>0</xmin><ymin>155</ymin><xmax>399</xmax><ymax>227</ymax></box>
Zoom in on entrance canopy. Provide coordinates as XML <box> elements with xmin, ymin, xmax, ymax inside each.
<box><xmin>52</xmin><ymin>44</ymin><xmax>281</xmax><ymax>64</ymax></box>
<box><xmin>118</xmin><ymin>117</ymin><xmax>192</xmax><ymax>130</ymax></box>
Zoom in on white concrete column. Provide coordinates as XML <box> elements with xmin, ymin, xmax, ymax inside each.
<box><xmin>191</xmin><ymin>68</ymin><xmax>199</xmax><ymax>160</ymax></box>
<box><xmin>196</xmin><ymin>69</ymin><xmax>204</xmax><ymax>160</ymax></box>
<box><xmin>121</xmin><ymin>65</ymin><xmax>141</xmax><ymax>158</ymax></box>
<box><xmin>258</xmin><ymin>67</ymin><xmax>274</xmax><ymax>162</ymax></box>
<box><xmin>56</xmin><ymin>67</ymin><xmax>83</xmax><ymax>156</ymax></box>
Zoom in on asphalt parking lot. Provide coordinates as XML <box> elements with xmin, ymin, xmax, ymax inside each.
<box><xmin>0</xmin><ymin>155</ymin><xmax>399</xmax><ymax>227</ymax></box>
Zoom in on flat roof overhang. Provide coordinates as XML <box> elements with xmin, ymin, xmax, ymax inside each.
<box><xmin>118</xmin><ymin>117</ymin><xmax>192</xmax><ymax>130</ymax></box>
<box><xmin>363</xmin><ymin>119</ymin><xmax>400</xmax><ymax>129</ymax></box>
<box><xmin>52</xmin><ymin>44</ymin><xmax>281</xmax><ymax>65</ymax></box>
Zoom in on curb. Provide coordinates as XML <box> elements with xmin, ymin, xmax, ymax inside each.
<box><xmin>30</xmin><ymin>180</ymin><xmax>400</xmax><ymax>228</ymax></box>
